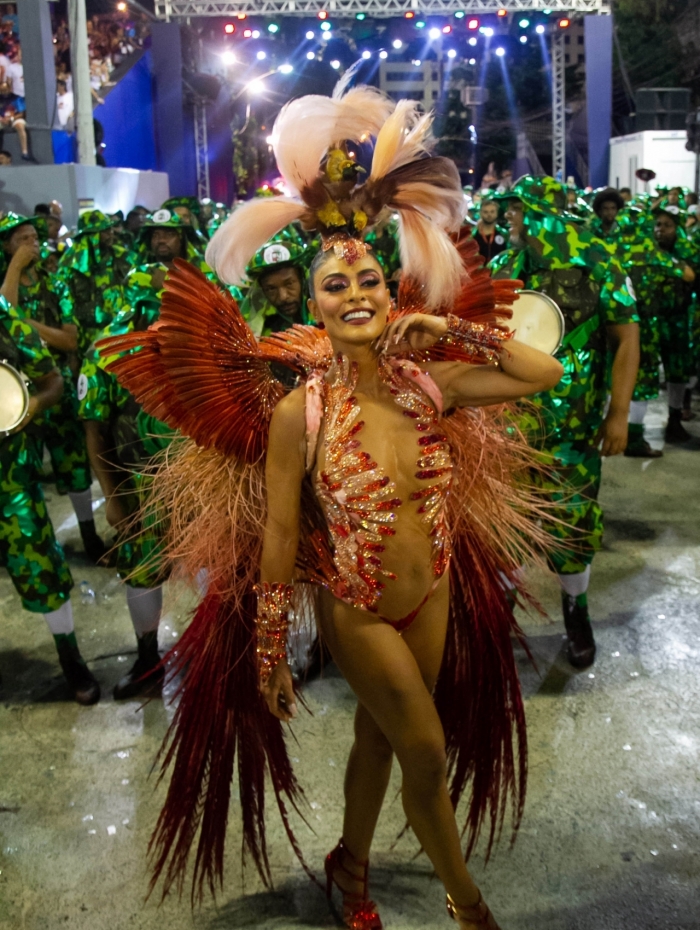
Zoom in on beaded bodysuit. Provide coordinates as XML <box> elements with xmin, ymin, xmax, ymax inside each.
<box><xmin>305</xmin><ymin>353</ymin><xmax>453</xmax><ymax>630</ymax></box>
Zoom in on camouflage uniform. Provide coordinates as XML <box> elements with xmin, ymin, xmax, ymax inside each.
<box><xmin>655</xmin><ymin>229</ymin><xmax>699</xmax><ymax>384</ymax></box>
<box><xmin>240</xmin><ymin>227</ymin><xmax>310</xmax><ymax>338</ymax></box>
<box><xmin>492</xmin><ymin>177</ymin><xmax>638</xmax><ymax>574</ymax></box>
<box><xmin>0</xmin><ymin>299</ymin><xmax>73</xmax><ymax>612</ymax></box>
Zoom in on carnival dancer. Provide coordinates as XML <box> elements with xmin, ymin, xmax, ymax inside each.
<box><xmin>100</xmin><ymin>88</ymin><xmax>563</xmax><ymax>929</ymax></box>
<box><xmin>78</xmin><ymin>209</ymin><xmax>242</xmax><ymax>700</ymax></box>
<box><xmin>491</xmin><ymin>176</ymin><xmax>639</xmax><ymax>669</ymax></box>
<box><xmin>0</xmin><ymin>213</ymin><xmax>108</xmax><ymax>562</ymax></box>
<box><xmin>57</xmin><ymin>210</ymin><xmax>133</xmax><ymax>360</ymax></box>
<box><xmin>0</xmin><ymin>297</ymin><xmax>100</xmax><ymax>704</ymax></box>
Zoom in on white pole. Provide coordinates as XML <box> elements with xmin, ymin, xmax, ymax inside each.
<box><xmin>68</xmin><ymin>0</ymin><xmax>96</xmax><ymax>166</ymax></box>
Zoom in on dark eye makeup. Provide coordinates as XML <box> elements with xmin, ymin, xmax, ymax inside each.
<box><xmin>322</xmin><ymin>272</ymin><xmax>381</xmax><ymax>292</ymax></box>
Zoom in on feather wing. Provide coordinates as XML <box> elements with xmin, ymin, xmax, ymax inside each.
<box><xmin>98</xmin><ymin>260</ymin><xmax>284</xmax><ymax>463</ymax></box>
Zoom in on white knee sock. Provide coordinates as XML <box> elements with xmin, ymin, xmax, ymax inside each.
<box><xmin>668</xmin><ymin>383</ymin><xmax>686</xmax><ymax>409</ymax></box>
<box><xmin>43</xmin><ymin>600</ymin><xmax>75</xmax><ymax>635</ymax></box>
<box><xmin>558</xmin><ymin>566</ymin><xmax>591</xmax><ymax>598</ymax></box>
<box><xmin>68</xmin><ymin>489</ymin><xmax>94</xmax><ymax>523</ymax></box>
<box><xmin>628</xmin><ymin>400</ymin><xmax>648</xmax><ymax>425</ymax></box>
<box><xmin>125</xmin><ymin>585</ymin><xmax>162</xmax><ymax>637</ymax></box>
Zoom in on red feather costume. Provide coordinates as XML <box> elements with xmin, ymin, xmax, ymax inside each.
<box><xmin>97</xmin><ymin>86</ymin><xmax>556</xmax><ymax>904</ymax></box>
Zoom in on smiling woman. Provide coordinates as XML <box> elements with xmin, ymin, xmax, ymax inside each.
<box><xmin>100</xmin><ymin>81</ymin><xmax>562</xmax><ymax>930</ymax></box>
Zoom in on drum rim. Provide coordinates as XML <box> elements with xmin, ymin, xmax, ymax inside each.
<box><xmin>0</xmin><ymin>359</ymin><xmax>29</xmax><ymax>436</ymax></box>
<box><xmin>506</xmin><ymin>288</ymin><xmax>565</xmax><ymax>356</ymax></box>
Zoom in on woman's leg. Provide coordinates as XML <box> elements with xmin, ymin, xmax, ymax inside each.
<box><xmin>319</xmin><ymin>580</ymin><xmax>481</xmax><ymax>910</ymax></box>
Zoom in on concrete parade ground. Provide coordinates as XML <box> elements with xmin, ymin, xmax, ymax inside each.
<box><xmin>0</xmin><ymin>393</ymin><xmax>698</xmax><ymax>930</ymax></box>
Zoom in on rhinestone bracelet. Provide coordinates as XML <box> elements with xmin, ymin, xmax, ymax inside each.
<box><xmin>254</xmin><ymin>581</ymin><xmax>293</xmax><ymax>685</ymax></box>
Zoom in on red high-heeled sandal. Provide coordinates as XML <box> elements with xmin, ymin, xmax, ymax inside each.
<box><xmin>324</xmin><ymin>838</ymin><xmax>383</xmax><ymax>930</ymax></box>
<box><xmin>447</xmin><ymin>891</ymin><xmax>501</xmax><ymax>929</ymax></box>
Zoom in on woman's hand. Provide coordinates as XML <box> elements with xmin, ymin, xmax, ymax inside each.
<box><xmin>374</xmin><ymin>313</ymin><xmax>449</xmax><ymax>354</ymax></box>
<box><xmin>260</xmin><ymin>658</ymin><xmax>298</xmax><ymax>723</ymax></box>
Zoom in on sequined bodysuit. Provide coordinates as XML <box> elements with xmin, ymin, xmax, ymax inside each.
<box><xmin>305</xmin><ymin>354</ymin><xmax>453</xmax><ymax>630</ymax></box>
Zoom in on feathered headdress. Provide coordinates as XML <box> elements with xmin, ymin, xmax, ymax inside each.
<box><xmin>206</xmin><ymin>72</ymin><xmax>467</xmax><ymax>309</ymax></box>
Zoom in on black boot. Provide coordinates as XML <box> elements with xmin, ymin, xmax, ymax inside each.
<box><xmin>113</xmin><ymin>630</ymin><xmax>164</xmax><ymax>700</ymax></box>
<box><xmin>665</xmin><ymin>408</ymin><xmax>691</xmax><ymax>444</ymax></box>
<box><xmin>56</xmin><ymin>637</ymin><xmax>101</xmax><ymax>705</ymax></box>
<box><xmin>624</xmin><ymin>423</ymin><xmax>663</xmax><ymax>458</ymax></box>
<box><xmin>562</xmin><ymin>593</ymin><xmax>596</xmax><ymax>669</ymax></box>
<box><xmin>78</xmin><ymin>518</ymin><xmax>108</xmax><ymax>564</ymax></box>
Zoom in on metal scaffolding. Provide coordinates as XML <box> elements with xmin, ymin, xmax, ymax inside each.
<box><xmin>156</xmin><ymin>0</ymin><xmax>609</xmax><ymax>20</ymax></box>
<box><xmin>551</xmin><ymin>27</ymin><xmax>565</xmax><ymax>180</ymax></box>
<box><xmin>193</xmin><ymin>98</ymin><xmax>211</xmax><ymax>200</ymax></box>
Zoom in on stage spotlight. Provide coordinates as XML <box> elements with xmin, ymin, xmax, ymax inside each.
<box><xmin>558</xmin><ymin>17</ymin><xmax>570</xmax><ymax>28</ymax></box>
<box><xmin>318</xmin><ymin>10</ymin><xmax>328</xmax><ymax>18</ymax></box>
<box><xmin>330</xmin><ymin>58</ymin><xmax>341</xmax><ymax>68</ymax></box>
<box><xmin>306</xmin><ymin>30</ymin><xmax>314</xmax><ymax>39</ymax></box>
<box><xmin>429</xmin><ymin>27</ymin><xmax>441</xmax><ymax>39</ymax></box>
<box><xmin>543</xmin><ymin>7</ymin><xmax>552</xmax><ymax>13</ymax></box>
<box><xmin>454</xmin><ymin>10</ymin><xmax>465</xmax><ymax>18</ymax></box>
<box><xmin>306</xmin><ymin>50</ymin><xmax>316</xmax><ymax>59</ymax></box>
<box><xmin>405</xmin><ymin>10</ymin><xmax>415</xmax><ymax>17</ymax></box>
<box><xmin>320</xmin><ymin>21</ymin><xmax>331</xmax><ymax>30</ymax></box>
<box><xmin>243</xmin><ymin>28</ymin><xmax>252</xmax><ymax>37</ymax></box>
<box><xmin>379</xmin><ymin>50</ymin><xmax>388</xmax><ymax>58</ymax></box>
<box><xmin>361</xmin><ymin>50</ymin><xmax>371</xmax><ymax>59</ymax></box>
<box><xmin>117</xmin><ymin>1</ymin><xmax>127</xmax><ymax>9</ymax></box>
<box><xmin>536</xmin><ymin>24</ymin><xmax>545</xmax><ymax>34</ymax></box>
<box><xmin>469</xmin><ymin>57</ymin><xmax>476</xmax><ymax>64</ymax></box>
<box><xmin>442</xmin><ymin>25</ymin><xmax>452</xmax><ymax>34</ymax></box>
<box><xmin>252</xmin><ymin>29</ymin><xmax>260</xmax><ymax>37</ymax></box>
<box><xmin>495</xmin><ymin>46</ymin><xmax>505</xmax><ymax>56</ymax></box>
<box><xmin>221</xmin><ymin>50</ymin><xmax>236</xmax><ymax>64</ymax></box>
<box><xmin>447</xmin><ymin>48</ymin><xmax>457</xmax><ymax>59</ymax></box>
<box><xmin>520</xmin><ymin>35</ymin><xmax>527</xmax><ymax>43</ymax></box>
<box><xmin>519</xmin><ymin>18</ymin><xmax>529</xmax><ymax>28</ymax></box>
<box><xmin>256</xmin><ymin>50</ymin><xmax>267</xmax><ymax>60</ymax></box>
<box><xmin>412</xmin><ymin>59</ymin><xmax>421</xmax><ymax>66</ymax></box>
<box><xmin>468</xmin><ymin>36</ymin><xmax>477</xmax><ymax>46</ymax></box>
<box><xmin>415</xmin><ymin>20</ymin><xmax>425</xmax><ymax>29</ymax></box>
<box><xmin>236</xmin><ymin>12</ymin><xmax>246</xmax><ymax>18</ymax></box>
<box><xmin>356</xmin><ymin>12</ymin><xmax>366</xmax><ymax>19</ymax></box>
<box><xmin>248</xmin><ymin>80</ymin><xmax>265</xmax><ymax>94</ymax></box>
<box><xmin>392</xmin><ymin>39</ymin><xmax>403</xmax><ymax>48</ymax></box>
<box><xmin>223</xmin><ymin>22</ymin><xmax>235</xmax><ymax>34</ymax></box>
<box><xmin>481</xmin><ymin>27</ymin><xmax>494</xmax><ymax>37</ymax></box>
<box><xmin>497</xmin><ymin>8</ymin><xmax>507</xmax><ymax>17</ymax></box>
<box><xmin>467</xmin><ymin>17</ymin><xmax>479</xmax><ymax>29</ymax></box>
<box><xmin>267</xmin><ymin>23</ymin><xmax>279</xmax><ymax>33</ymax></box>
<box><xmin>279</xmin><ymin>63</ymin><xmax>293</xmax><ymax>73</ymax></box>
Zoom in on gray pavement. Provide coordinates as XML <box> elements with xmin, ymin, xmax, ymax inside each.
<box><xmin>0</xmin><ymin>393</ymin><xmax>698</xmax><ymax>930</ymax></box>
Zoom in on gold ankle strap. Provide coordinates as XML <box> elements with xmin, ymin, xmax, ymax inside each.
<box><xmin>446</xmin><ymin>891</ymin><xmax>488</xmax><ymax>925</ymax></box>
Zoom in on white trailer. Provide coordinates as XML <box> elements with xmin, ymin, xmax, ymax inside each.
<box><xmin>609</xmin><ymin>130</ymin><xmax>697</xmax><ymax>193</ymax></box>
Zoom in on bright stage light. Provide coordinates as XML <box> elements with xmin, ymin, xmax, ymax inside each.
<box><xmin>415</xmin><ymin>20</ymin><xmax>425</xmax><ymax>29</ymax></box>
<box><xmin>442</xmin><ymin>25</ymin><xmax>452</xmax><ymax>34</ymax></box>
<box><xmin>536</xmin><ymin>24</ymin><xmax>545</xmax><ymax>34</ymax></box>
<box><xmin>252</xmin><ymin>29</ymin><xmax>260</xmax><ymax>37</ymax></box>
<box><xmin>320</xmin><ymin>21</ymin><xmax>331</xmax><ymax>30</ymax></box>
<box><xmin>267</xmin><ymin>23</ymin><xmax>279</xmax><ymax>33</ymax></box>
<box><xmin>495</xmin><ymin>46</ymin><xmax>505</xmax><ymax>56</ymax></box>
<box><xmin>468</xmin><ymin>57</ymin><xmax>476</xmax><ymax>64</ymax></box>
<box><xmin>392</xmin><ymin>39</ymin><xmax>402</xmax><ymax>49</ymax></box>
<box><xmin>324</xmin><ymin>31</ymin><xmax>333</xmax><ymax>39</ymax></box>
<box><xmin>497</xmin><ymin>8</ymin><xmax>507</xmax><ymax>16</ymax></box>
<box><xmin>455</xmin><ymin>11</ymin><xmax>465</xmax><ymax>19</ymax></box>
<box><xmin>481</xmin><ymin>27</ymin><xmax>494</xmax><ymax>37</ymax></box>
<box><xmin>243</xmin><ymin>28</ymin><xmax>252</xmax><ymax>37</ymax></box>
<box><xmin>237</xmin><ymin>12</ymin><xmax>246</xmax><ymax>18</ymax></box>
<box><xmin>330</xmin><ymin>58</ymin><xmax>341</xmax><ymax>68</ymax></box>
<box><xmin>467</xmin><ymin>17</ymin><xmax>479</xmax><ymax>29</ymax></box>
<box><xmin>279</xmin><ymin>63</ymin><xmax>293</xmax><ymax>73</ymax></box>
<box><xmin>223</xmin><ymin>22</ymin><xmax>235</xmax><ymax>34</ymax></box>
<box><xmin>116</xmin><ymin>1</ymin><xmax>127</xmax><ymax>10</ymax></box>
<box><xmin>379</xmin><ymin>50</ymin><xmax>388</xmax><ymax>58</ymax></box>
<box><xmin>447</xmin><ymin>48</ymin><xmax>457</xmax><ymax>59</ymax></box>
<box><xmin>361</xmin><ymin>50</ymin><xmax>371</xmax><ymax>59</ymax></box>
<box><xmin>256</xmin><ymin>50</ymin><xmax>267</xmax><ymax>60</ymax></box>
<box><xmin>519</xmin><ymin>18</ymin><xmax>530</xmax><ymax>28</ymax></box>
<box><xmin>558</xmin><ymin>17</ymin><xmax>570</xmax><ymax>28</ymax></box>
<box><xmin>221</xmin><ymin>50</ymin><xmax>236</xmax><ymax>64</ymax></box>
<box><xmin>404</xmin><ymin>10</ymin><xmax>414</xmax><ymax>17</ymax></box>
<box><xmin>356</xmin><ymin>12</ymin><xmax>366</xmax><ymax>19</ymax></box>
<box><xmin>318</xmin><ymin>10</ymin><xmax>328</xmax><ymax>18</ymax></box>
<box><xmin>306</xmin><ymin>30</ymin><xmax>314</xmax><ymax>39</ymax></box>
<box><xmin>468</xmin><ymin>36</ymin><xmax>477</xmax><ymax>46</ymax></box>
<box><xmin>520</xmin><ymin>35</ymin><xmax>527</xmax><ymax>43</ymax></box>
<box><xmin>412</xmin><ymin>59</ymin><xmax>421</xmax><ymax>66</ymax></box>
<box><xmin>307</xmin><ymin>50</ymin><xmax>316</xmax><ymax>59</ymax></box>
<box><xmin>248</xmin><ymin>80</ymin><xmax>265</xmax><ymax>94</ymax></box>
<box><xmin>429</xmin><ymin>27</ymin><xmax>440</xmax><ymax>39</ymax></box>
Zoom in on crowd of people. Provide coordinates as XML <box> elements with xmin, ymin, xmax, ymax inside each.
<box><xmin>1</xmin><ymin>142</ymin><xmax>697</xmax><ymax>926</ymax></box>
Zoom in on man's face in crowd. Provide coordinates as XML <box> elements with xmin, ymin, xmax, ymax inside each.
<box><xmin>667</xmin><ymin>189</ymin><xmax>680</xmax><ymax>205</ymax></box>
<box><xmin>599</xmin><ymin>200</ymin><xmax>619</xmax><ymax>226</ymax></box>
<box><xmin>654</xmin><ymin>214</ymin><xmax>678</xmax><ymax>249</ymax></box>
<box><xmin>620</xmin><ymin>189</ymin><xmax>632</xmax><ymax>203</ymax></box>
<box><xmin>99</xmin><ymin>227</ymin><xmax>115</xmax><ymax>249</ymax></box>
<box><xmin>46</xmin><ymin>216</ymin><xmax>61</xmax><ymax>240</ymax></box>
<box><xmin>566</xmin><ymin>190</ymin><xmax>577</xmax><ymax>206</ymax></box>
<box><xmin>5</xmin><ymin>222</ymin><xmax>39</xmax><ymax>263</ymax></box>
<box><xmin>149</xmin><ymin>227</ymin><xmax>183</xmax><ymax>263</ymax></box>
<box><xmin>172</xmin><ymin>206</ymin><xmax>193</xmax><ymax>226</ymax></box>
<box><xmin>260</xmin><ymin>265</ymin><xmax>303</xmax><ymax>318</ymax></box>
<box><xmin>126</xmin><ymin>208</ymin><xmax>148</xmax><ymax>234</ymax></box>
<box><xmin>480</xmin><ymin>201</ymin><xmax>499</xmax><ymax>225</ymax></box>
<box><xmin>504</xmin><ymin>200</ymin><xmax>525</xmax><ymax>243</ymax></box>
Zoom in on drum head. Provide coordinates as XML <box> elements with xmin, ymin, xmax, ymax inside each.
<box><xmin>0</xmin><ymin>362</ymin><xmax>28</xmax><ymax>433</ymax></box>
<box><xmin>502</xmin><ymin>290</ymin><xmax>565</xmax><ymax>356</ymax></box>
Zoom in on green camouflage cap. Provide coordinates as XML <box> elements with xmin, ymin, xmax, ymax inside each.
<box><xmin>492</xmin><ymin>175</ymin><xmax>582</xmax><ymax>220</ymax></box>
<box><xmin>139</xmin><ymin>208</ymin><xmax>200</xmax><ymax>245</ymax></box>
<box><xmin>246</xmin><ymin>227</ymin><xmax>309</xmax><ymax>277</ymax></box>
<box><xmin>0</xmin><ymin>211</ymin><xmax>39</xmax><ymax>238</ymax></box>
<box><xmin>75</xmin><ymin>209</ymin><xmax>118</xmax><ymax>236</ymax></box>
<box><xmin>162</xmin><ymin>196</ymin><xmax>201</xmax><ymax>216</ymax></box>
<box><xmin>652</xmin><ymin>198</ymin><xmax>686</xmax><ymax>225</ymax></box>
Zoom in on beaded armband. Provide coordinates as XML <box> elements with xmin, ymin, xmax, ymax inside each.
<box><xmin>254</xmin><ymin>582</ymin><xmax>293</xmax><ymax>685</ymax></box>
<box><xmin>441</xmin><ymin>313</ymin><xmax>512</xmax><ymax>364</ymax></box>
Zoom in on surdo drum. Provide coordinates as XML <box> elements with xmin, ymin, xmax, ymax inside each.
<box><xmin>502</xmin><ymin>290</ymin><xmax>565</xmax><ymax>356</ymax></box>
<box><xmin>0</xmin><ymin>360</ymin><xmax>29</xmax><ymax>436</ymax></box>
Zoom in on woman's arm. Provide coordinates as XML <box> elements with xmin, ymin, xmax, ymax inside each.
<box><xmin>26</xmin><ymin>320</ymin><xmax>78</xmax><ymax>353</ymax></box>
<box><xmin>259</xmin><ymin>387</ymin><xmax>307</xmax><ymax>722</ymax></box>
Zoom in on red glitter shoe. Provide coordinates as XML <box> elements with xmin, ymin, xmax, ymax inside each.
<box><xmin>324</xmin><ymin>839</ymin><xmax>383</xmax><ymax>930</ymax></box>
<box><xmin>447</xmin><ymin>891</ymin><xmax>502</xmax><ymax>929</ymax></box>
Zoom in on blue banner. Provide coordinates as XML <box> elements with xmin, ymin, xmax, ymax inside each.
<box><xmin>585</xmin><ymin>15</ymin><xmax>613</xmax><ymax>189</ymax></box>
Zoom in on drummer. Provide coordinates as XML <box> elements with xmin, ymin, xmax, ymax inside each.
<box><xmin>0</xmin><ymin>295</ymin><xmax>100</xmax><ymax>704</ymax></box>
<box><xmin>490</xmin><ymin>176</ymin><xmax>639</xmax><ymax>670</ymax></box>
<box><xmin>0</xmin><ymin>213</ymin><xmax>108</xmax><ymax>563</ymax></box>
